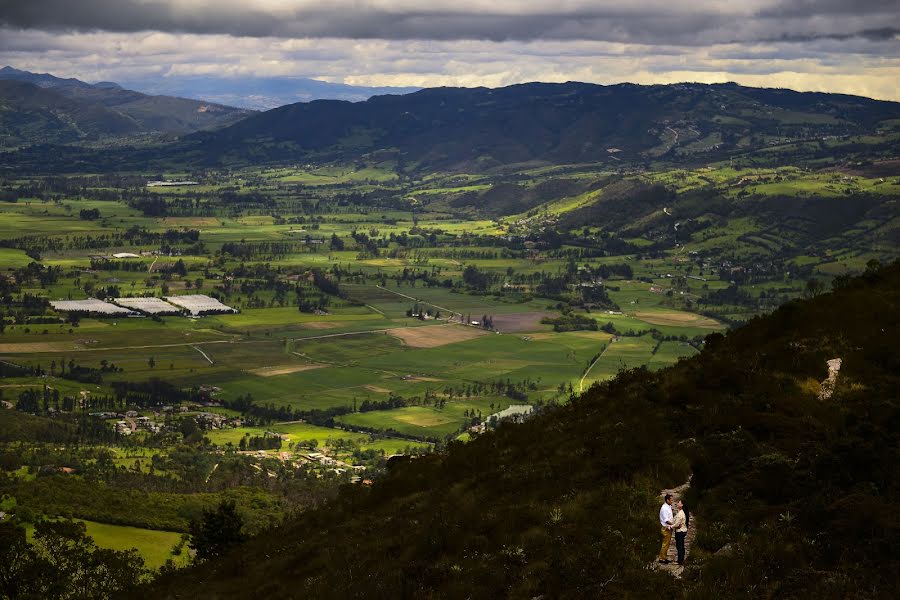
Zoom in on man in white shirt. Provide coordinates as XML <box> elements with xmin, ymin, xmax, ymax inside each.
<box><xmin>658</xmin><ymin>493</ymin><xmax>674</xmax><ymax>563</ymax></box>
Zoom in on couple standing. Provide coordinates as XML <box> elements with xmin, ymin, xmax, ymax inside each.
<box><xmin>658</xmin><ymin>493</ymin><xmax>688</xmax><ymax>565</ymax></box>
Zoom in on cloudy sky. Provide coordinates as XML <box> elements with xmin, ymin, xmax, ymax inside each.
<box><xmin>1</xmin><ymin>0</ymin><xmax>898</xmax><ymax>100</ymax></box>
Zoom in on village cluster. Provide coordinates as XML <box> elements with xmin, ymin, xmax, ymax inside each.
<box><xmin>90</xmin><ymin>405</ymin><xmax>244</xmax><ymax>436</ymax></box>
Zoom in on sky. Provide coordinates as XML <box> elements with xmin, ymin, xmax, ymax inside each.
<box><xmin>0</xmin><ymin>0</ymin><xmax>898</xmax><ymax>101</ymax></box>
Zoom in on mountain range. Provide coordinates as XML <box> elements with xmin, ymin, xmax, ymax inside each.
<box><xmin>0</xmin><ymin>66</ymin><xmax>254</xmax><ymax>148</ymax></box>
<box><xmin>2</xmin><ymin>71</ymin><xmax>899</xmax><ymax>173</ymax></box>
<box><xmin>177</xmin><ymin>81</ymin><xmax>900</xmax><ymax>171</ymax></box>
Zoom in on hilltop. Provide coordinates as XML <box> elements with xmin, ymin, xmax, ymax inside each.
<box><xmin>137</xmin><ymin>262</ymin><xmax>900</xmax><ymax>598</ymax></box>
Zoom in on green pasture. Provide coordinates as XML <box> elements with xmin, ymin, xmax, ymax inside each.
<box><xmin>582</xmin><ymin>335</ymin><xmax>658</xmax><ymax>384</ymax></box>
<box><xmin>24</xmin><ymin>520</ymin><xmax>186</xmax><ymax>570</ymax></box>
<box><xmin>336</xmin><ymin>396</ymin><xmax>514</xmax><ymax>439</ymax></box>
<box><xmin>205</xmin><ymin>422</ymin><xmax>367</xmax><ymax>446</ymax></box>
<box><xmin>0</xmin><ymin>248</ymin><xmax>35</xmax><ymax>268</ymax></box>
<box><xmin>205</xmin><ymin>422</ymin><xmax>430</xmax><ymax>456</ymax></box>
<box><xmin>648</xmin><ymin>341</ymin><xmax>699</xmax><ymax>369</ymax></box>
<box><xmin>357</xmin><ymin>438</ymin><xmax>431</xmax><ymax>455</ymax></box>
<box><xmin>82</xmin><ymin>520</ymin><xmax>187</xmax><ymax>569</ymax></box>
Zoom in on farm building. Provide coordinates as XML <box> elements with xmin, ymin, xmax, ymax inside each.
<box><xmin>146</xmin><ymin>180</ymin><xmax>198</xmax><ymax>187</ymax></box>
<box><xmin>113</xmin><ymin>297</ymin><xmax>182</xmax><ymax>315</ymax></box>
<box><xmin>50</xmin><ymin>298</ymin><xmax>135</xmax><ymax>316</ymax></box>
<box><xmin>111</xmin><ymin>252</ymin><xmax>141</xmax><ymax>259</ymax></box>
<box><xmin>164</xmin><ymin>294</ymin><xmax>237</xmax><ymax>316</ymax></box>
<box><xmin>195</xmin><ymin>412</ymin><xmax>227</xmax><ymax>429</ymax></box>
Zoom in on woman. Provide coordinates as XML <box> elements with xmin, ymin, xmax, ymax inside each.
<box><xmin>671</xmin><ymin>500</ymin><xmax>689</xmax><ymax>565</ymax></box>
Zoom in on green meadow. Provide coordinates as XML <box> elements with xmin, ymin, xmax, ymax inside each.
<box><xmin>25</xmin><ymin>520</ymin><xmax>186</xmax><ymax>570</ymax></box>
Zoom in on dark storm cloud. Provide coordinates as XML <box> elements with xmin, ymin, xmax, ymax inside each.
<box><xmin>757</xmin><ymin>0</ymin><xmax>899</xmax><ymax>18</ymax></box>
<box><xmin>0</xmin><ymin>0</ymin><xmax>282</xmax><ymax>37</ymax></box>
<box><xmin>759</xmin><ymin>27</ymin><xmax>900</xmax><ymax>43</ymax></box>
<box><xmin>0</xmin><ymin>0</ymin><xmax>897</xmax><ymax>46</ymax></box>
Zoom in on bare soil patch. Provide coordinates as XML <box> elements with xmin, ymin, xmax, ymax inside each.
<box><xmin>389</xmin><ymin>325</ymin><xmax>486</xmax><ymax>348</ymax></box>
<box><xmin>395</xmin><ymin>412</ymin><xmax>455</xmax><ymax>427</ymax></box>
<box><xmin>0</xmin><ymin>342</ymin><xmax>78</xmax><ymax>353</ymax></box>
<box><xmin>302</xmin><ymin>322</ymin><xmax>340</xmax><ymax>330</ymax></box>
<box><xmin>363</xmin><ymin>385</ymin><xmax>391</xmax><ymax>393</ymax></box>
<box><xmin>633</xmin><ymin>311</ymin><xmax>722</xmax><ymax>329</ymax></box>
<box><xmin>490</xmin><ymin>311</ymin><xmax>557</xmax><ymax>333</ymax></box>
<box><xmin>248</xmin><ymin>363</ymin><xmax>328</xmax><ymax>377</ymax></box>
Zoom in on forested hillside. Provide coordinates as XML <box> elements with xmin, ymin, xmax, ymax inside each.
<box><xmin>140</xmin><ymin>261</ymin><xmax>900</xmax><ymax>599</ymax></box>
<box><xmin>0</xmin><ymin>67</ymin><xmax>253</xmax><ymax>149</ymax></box>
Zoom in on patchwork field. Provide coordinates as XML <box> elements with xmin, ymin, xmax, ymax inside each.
<box><xmin>2</xmin><ymin>163</ymin><xmax>841</xmax><ymax>508</ymax></box>
<box><xmin>247</xmin><ymin>363</ymin><xmax>328</xmax><ymax>377</ymax></box>
<box><xmin>490</xmin><ymin>311</ymin><xmax>556</xmax><ymax>333</ymax></box>
<box><xmin>388</xmin><ymin>324</ymin><xmax>488</xmax><ymax>347</ymax></box>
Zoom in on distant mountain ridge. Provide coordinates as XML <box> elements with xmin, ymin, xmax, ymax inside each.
<box><xmin>0</xmin><ymin>66</ymin><xmax>254</xmax><ymax>148</ymax></box>
<box><xmin>114</xmin><ymin>74</ymin><xmax>420</xmax><ymax>110</ymax></box>
<box><xmin>179</xmin><ymin>81</ymin><xmax>900</xmax><ymax>171</ymax></box>
<box><xmin>0</xmin><ymin>66</ymin><xmax>120</xmax><ymax>90</ymax></box>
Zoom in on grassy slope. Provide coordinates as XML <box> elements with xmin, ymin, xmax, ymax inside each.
<box><xmin>140</xmin><ymin>262</ymin><xmax>900</xmax><ymax>598</ymax></box>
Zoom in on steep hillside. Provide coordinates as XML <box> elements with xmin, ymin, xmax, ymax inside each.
<box><xmin>0</xmin><ymin>67</ymin><xmax>253</xmax><ymax>147</ymax></box>
<box><xmin>181</xmin><ymin>81</ymin><xmax>900</xmax><ymax>170</ymax></box>
<box><xmin>140</xmin><ymin>261</ymin><xmax>900</xmax><ymax>599</ymax></box>
<box><xmin>0</xmin><ymin>80</ymin><xmax>142</xmax><ymax>146</ymax></box>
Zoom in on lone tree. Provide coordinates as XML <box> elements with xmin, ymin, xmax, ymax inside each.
<box><xmin>804</xmin><ymin>278</ymin><xmax>825</xmax><ymax>298</ymax></box>
<box><xmin>188</xmin><ymin>500</ymin><xmax>247</xmax><ymax>562</ymax></box>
